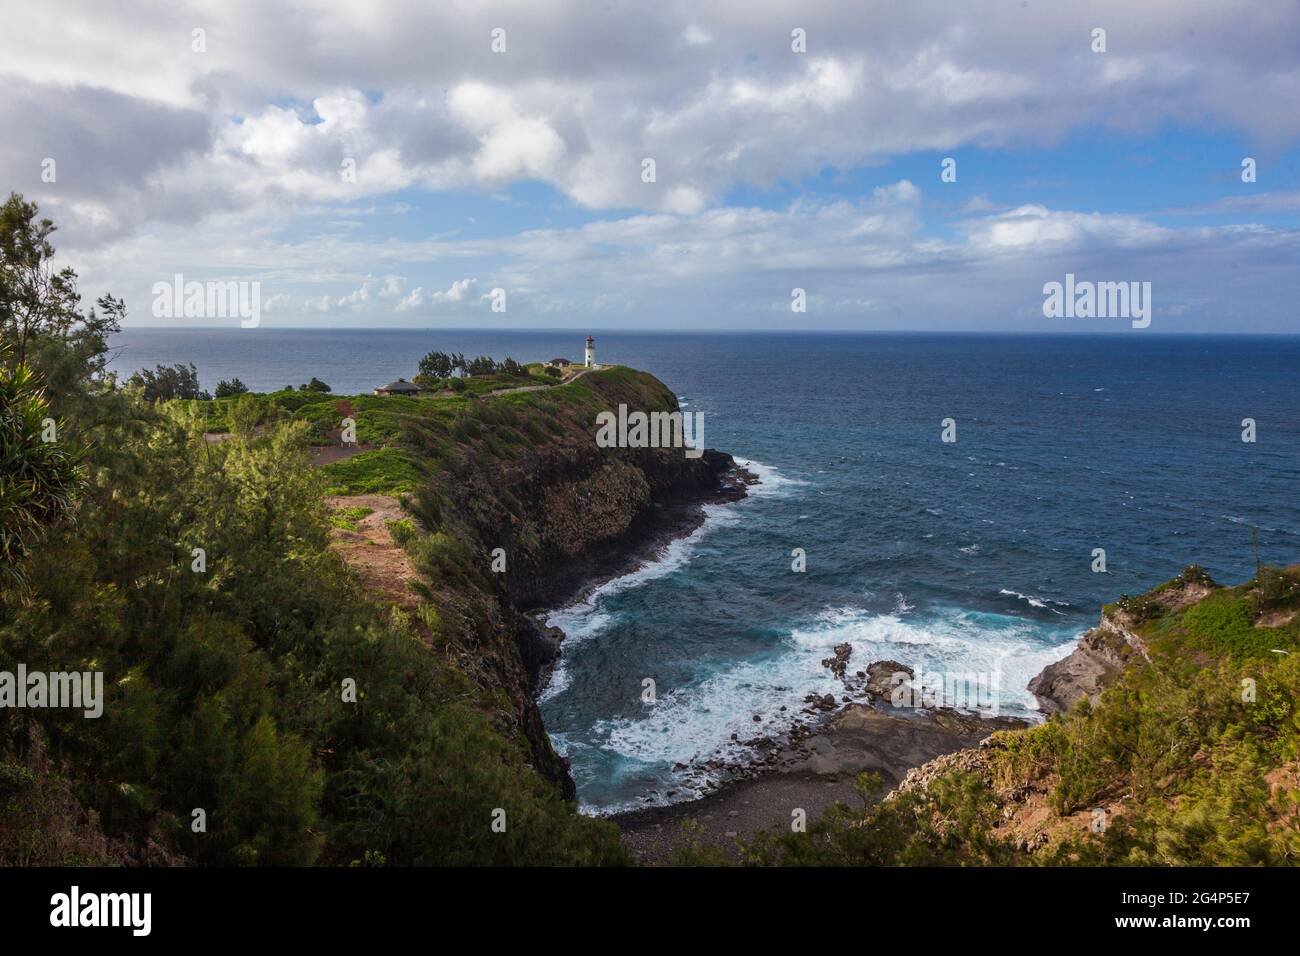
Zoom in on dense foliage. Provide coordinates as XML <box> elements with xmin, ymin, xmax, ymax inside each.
<box><xmin>418</xmin><ymin>349</ymin><xmax>528</xmax><ymax>381</ymax></box>
<box><xmin>127</xmin><ymin>362</ymin><xmax>211</xmax><ymax>401</ymax></box>
<box><xmin>0</xmin><ymin>358</ymin><xmax>83</xmax><ymax>591</ymax></box>
<box><xmin>0</xmin><ymin>194</ymin><xmax>626</xmax><ymax>866</ymax></box>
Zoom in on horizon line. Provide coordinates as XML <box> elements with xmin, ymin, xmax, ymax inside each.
<box><xmin>112</xmin><ymin>326</ymin><xmax>1300</xmax><ymax>337</ymax></box>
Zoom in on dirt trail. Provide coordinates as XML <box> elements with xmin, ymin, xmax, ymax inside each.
<box><xmin>489</xmin><ymin>365</ymin><xmax>598</xmax><ymax>396</ymax></box>
<box><xmin>324</xmin><ymin>494</ymin><xmax>423</xmax><ymax>612</ymax></box>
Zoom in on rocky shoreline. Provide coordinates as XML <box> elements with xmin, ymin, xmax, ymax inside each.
<box><xmin>609</xmin><ymin>591</ymin><xmax>1193</xmax><ymax>863</ymax></box>
<box><xmin>527</xmin><ymin>457</ymin><xmax>757</xmax><ymax>697</ymax></box>
<box><xmin>500</xmin><ymin>412</ymin><xmax>1139</xmax><ymax>862</ymax></box>
<box><xmin>612</xmin><ymin>656</ymin><xmax>1031</xmax><ymax>863</ymax></box>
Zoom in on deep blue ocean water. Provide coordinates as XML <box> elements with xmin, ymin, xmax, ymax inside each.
<box><xmin>109</xmin><ymin>329</ymin><xmax>1300</xmax><ymax>811</ymax></box>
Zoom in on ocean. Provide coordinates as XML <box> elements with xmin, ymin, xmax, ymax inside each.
<box><xmin>108</xmin><ymin>328</ymin><xmax>1300</xmax><ymax>812</ymax></box>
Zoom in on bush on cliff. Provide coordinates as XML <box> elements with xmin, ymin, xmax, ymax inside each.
<box><xmin>714</xmin><ymin>568</ymin><xmax>1300</xmax><ymax>867</ymax></box>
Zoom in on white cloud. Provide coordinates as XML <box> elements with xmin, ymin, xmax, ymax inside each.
<box><xmin>395</xmin><ymin>278</ymin><xmax>481</xmax><ymax>313</ymax></box>
<box><xmin>4</xmin><ymin>0</ymin><xmax>1298</xmax><ymax>241</ymax></box>
<box><xmin>55</xmin><ymin>174</ymin><xmax>1300</xmax><ymax>332</ymax></box>
<box><xmin>1</xmin><ymin>1</ymin><xmax>1297</xmax><ymax>331</ymax></box>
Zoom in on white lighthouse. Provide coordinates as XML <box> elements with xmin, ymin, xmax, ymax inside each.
<box><xmin>584</xmin><ymin>335</ymin><xmax>595</xmax><ymax>368</ymax></box>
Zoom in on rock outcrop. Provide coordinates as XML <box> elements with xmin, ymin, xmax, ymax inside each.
<box><xmin>1027</xmin><ymin>624</ymin><xmax>1134</xmax><ymax>715</ymax></box>
<box><xmin>402</xmin><ymin>367</ymin><xmax>747</xmax><ymax>798</ymax></box>
<box><xmin>1027</xmin><ymin>582</ymin><xmax>1212</xmax><ymax>714</ymax></box>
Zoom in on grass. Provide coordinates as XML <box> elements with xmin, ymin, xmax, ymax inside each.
<box><xmin>320</xmin><ymin>448</ymin><xmax>423</xmax><ymax>496</ymax></box>
<box><xmin>186</xmin><ymin>365</ymin><xmax>654</xmax><ymax>504</ymax></box>
<box><xmin>327</xmin><ymin>505</ymin><xmax>373</xmax><ymax>531</ymax></box>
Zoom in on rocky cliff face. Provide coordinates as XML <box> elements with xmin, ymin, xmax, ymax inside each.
<box><xmin>404</xmin><ymin>368</ymin><xmax>744</xmax><ymax>798</ymax></box>
<box><xmin>1027</xmin><ymin>616</ymin><xmax>1141</xmax><ymax>714</ymax></box>
<box><xmin>1028</xmin><ymin>582</ymin><xmax>1208</xmax><ymax>713</ymax></box>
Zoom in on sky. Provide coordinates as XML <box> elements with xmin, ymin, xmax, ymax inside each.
<box><xmin>1</xmin><ymin>0</ymin><xmax>1298</xmax><ymax>332</ymax></box>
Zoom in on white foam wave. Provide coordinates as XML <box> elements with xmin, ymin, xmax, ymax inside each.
<box><xmin>577</xmin><ymin>603</ymin><xmax>1078</xmax><ymax>809</ymax></box>
<box><xmin>790</xmin><ymin>605</ymin><xmax>1075</xmax><ymax>714</ymax></box>
<box><xmin>541</xmin><ymin>505</ymin><xmax>738</xmax><ymax>705</ymax></box>
<box><xmin>998</xmin><ymin>588</ymin><xmax>1072</xmax><ymax>613</ymax></box>
<box><xmin>734</xmin><ymin>458</ymin><xmax>807</xmax><ymax>498</ymax></box>
<box><xmin>538</xmin><ymin>664</ymin><xmax>571</xmax><ymax>703</ymax></box>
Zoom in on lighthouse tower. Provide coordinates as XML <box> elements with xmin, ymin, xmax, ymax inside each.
<box><xmin>584</xmin><ymin>335</ymin><xmax>595</xmax><ymax>368</ymax></box>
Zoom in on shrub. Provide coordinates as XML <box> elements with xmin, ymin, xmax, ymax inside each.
<box><xmin>229</xmin><ymin>393</ymin><xmax>261</xmax><ymax>435</ymax></box>
<box><xmin>386</xmin><ymin>518</ymin><xmax>416</xmax><ymax>547</ymax></box>
<box><xmin>1178</xmin><ymin>564</ymin><xmax>1215</xmax><ymax>588</ymax></box>
<box><xmin>1118</xmin><ymin>593</ymin><xmax>1163</xmax><ymax>622</ymax></box>
<box><xmin>1257</xmin><ymin>565</ymin><xmax>1299</xmax><ymax>607</ymax></box>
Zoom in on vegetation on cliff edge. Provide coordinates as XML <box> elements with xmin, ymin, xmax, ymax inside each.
<box><xmin>685</xmin><ymin>565</ymin><xmax>1300</xmax><ymax>866</ymax></box>
<box><xmin>0</xmin><ymin>193</ymin><xmax>627</xmax><ymax>865</ymax></box>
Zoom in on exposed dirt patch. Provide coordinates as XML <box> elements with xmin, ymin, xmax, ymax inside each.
<box><xmin>1156</xmin><ymin>581</ymin><xmax>1215</xmax><ymax>613</ymax></box>
<box><xmin>311</xmin><ymin>443</ymin><xmax>373</xmax><ymax>466</ymax></box>
<box><xmin>1256</xmin><ymin>607</ymin><xmax>1299</xmax><ymax>629</ymax></box>
<box><xmin>324</xmin><ymin>494</ymin><xmax>422</xmax><ymax>613</ymax></box>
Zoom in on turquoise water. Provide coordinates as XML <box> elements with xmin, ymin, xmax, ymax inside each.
<box><xmin>110</xmin><ymin>330</ymin><xmax>1300</xmax><ymax>811</ymax></box>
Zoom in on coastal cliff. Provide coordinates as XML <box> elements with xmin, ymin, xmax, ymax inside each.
<box><xmin>329</xmin><ymin>366</ymin><xmax>746</xmax><ymax>799</ymax></box>
<box><xmin>1028</xmin><ymin>569</ymin><xmax>1213</xmax><ymax>713</ymax></box>
<box><xmin>5</xmin><ymin>352</ymin><xmax>745</xmax><ymax>866</ymax></box>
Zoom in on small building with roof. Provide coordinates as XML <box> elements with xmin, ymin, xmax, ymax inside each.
<box><xmin>373</xmin><ymin>378</ymin><xmax>422</xmax><ymax>396</ymax></box>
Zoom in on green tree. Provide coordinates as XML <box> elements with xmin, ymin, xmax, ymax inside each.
<box><xmin>418</xmin><ymin>350</ymin><xmax>452</xmax><ymax>379</ymax></box>
<box><xmin>0</xmin><ymin>358</ymin><xmax>83</xmax><ymax>589</ymax></box>
<box><xmin>0</xmin><ymin>194</ymin><xmax>81</xmax><ymax>368</ymax></box>
<box><xmin>127</xmin><ymin>363</ymin><xmax>211</xmax><ymax>401</ymax></box>
<box><xmin>214</xmin><ymin>377</ymin><xmax>248</xmax><ymax>398</ymax></box>
<box><xmin>0</xmin><ymin>194</ymin><xmax>122</xmax><ymax>425</ymax></box>
<box><xmin>229</xmin><ymin>393</ymin><xmax>261</xmax><ymax>435</ymax></box>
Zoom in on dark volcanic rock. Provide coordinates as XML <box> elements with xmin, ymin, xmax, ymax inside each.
<box><xmin>420</xmin><ymin>369</ymin><xmax>750</xmax><ymax>801</ymax></box>
<box><xmin>518</xmin><ymin>614</ymin><xmax>564</xmax><ymax>694</ymax></box>
<box><xmin>864</xmin><ymin>660</ymin><xmax>914</xmax><ymax>699</ymax></box>
<box><xmin>821</xmin><ymin>642</ymin><xmax>852</xmax><ymax>679</ymax></box>
<box><xmin>615</xmin><ymin>703</ymin><xmax>1029</xmax><ymax>864</ymax></box>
